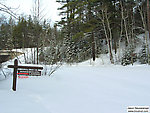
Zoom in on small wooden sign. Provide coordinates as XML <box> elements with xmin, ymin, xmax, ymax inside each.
<box><xmin>29</xmin><ymin>70</ymin><xmax>41</xmax><ymax>76</ymax></box>
<box><xmin>18</xmin><ymin>70</ymin><xmax>41</xmax><ymax>76</ymax></box>
<box><xmin>8</xmin><ymin>59</ymin><xmax>43</xmax><ymax>91</ymax></box>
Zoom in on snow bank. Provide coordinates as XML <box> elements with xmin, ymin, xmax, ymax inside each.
<box><xmin>78</xmin><ymin>54</ymin><xmax>112</xmax><ymax>66</ymax></box>
<box><xmin>0</xmin><ymin>65</ymin><xmax>150</xmax><ymax>113</ymax></box>
<box><xmin>0</xmin><ymin>43</ymin><xmax>150</xmax><ymax>113</ymax></box>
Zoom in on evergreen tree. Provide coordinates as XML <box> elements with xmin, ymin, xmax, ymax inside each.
<box><xmin>138</xmin><ymin>44</ymin><xmax>149</xmax><ymax>64</ymax></box>
<box><xmin>12</xmin><ymin>17</ymin><xmax>28</xmax><ymax>48</ymax></box>
<box><xmin>121</xmin><ymin>45</ymin><xmax>137</xmax><ymax>66</ymax></box>
<box><xmin>0</xmin><ymin>17</ymin><xmax>14</xmax><ymax>50</ymax></box>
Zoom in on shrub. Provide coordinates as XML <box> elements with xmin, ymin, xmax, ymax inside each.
<box><xmin>121</xmin><ymin>45</ymin><xmax>137</xmax><ymax>66</ymax></box>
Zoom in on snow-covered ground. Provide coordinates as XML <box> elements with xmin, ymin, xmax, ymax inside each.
<box><xmin>1</xmin><ymin>62</ymin><xmax>150</xmax><ymax>113</ymax></box>
<box><xmin>0</xmin><ymin>47</ymin><xmax>150</xmax><ymax>113</ymax></box>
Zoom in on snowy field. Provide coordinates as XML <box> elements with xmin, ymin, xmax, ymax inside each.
<box><xmin>0</xmin><ymin>63</ymin><xmax>150</xmax><ymax>113</ymax></box>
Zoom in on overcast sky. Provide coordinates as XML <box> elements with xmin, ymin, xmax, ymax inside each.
<box><xmin>3</xmin><ymin>0</ymin><xmax>61</xmax><ymax>24</ymax></box>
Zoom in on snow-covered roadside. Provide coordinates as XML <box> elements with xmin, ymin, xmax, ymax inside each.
<box><xmin>0</xmin><ymin>46</ymin><xmax>150</xmax><ymax>113</ymax></box>
<box><xmin>0</xmin><ymin>65</ymin><xmax>150</xmax><ymax>113</ymax></box>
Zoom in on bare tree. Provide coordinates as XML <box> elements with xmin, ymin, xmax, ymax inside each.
<box><xmin>0</xmin><ymin>2</ymin><xmax>18</xmax><ymax>19</ymax></box>
<box><xmin>137</xmin><ymin>1</ymin><xmax>150</xmax><ymax>64</ymax></box>
<box><xmin>98</xmin><ymin>5</ymin><xmax>114</xmax><ymax>64</ymax></box>
<box><xmin>147</xmin><ymin>0</ymin><xmax>150</xmax><ymax>41</ymax></box>
<box><xmin>120</xmin><ymin>1</ymin><xmax>130</xmax><ymax>45</ymax></box>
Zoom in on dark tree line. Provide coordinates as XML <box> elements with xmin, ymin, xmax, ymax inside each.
<box><xmin>0</xmin><ymin>15</ymin><xmax>63</xmax><ymax>65</ymax></box>
<box><xmin>0</xmin><ymin>0</ymin><xmax>150</xmax><ymax>66</ymax></box>
<box><xmin>0</xmin><ymin>16</ymin><xmax>62</xmax><ymax>49</ymax></box>
<box><xmin>56</xmin><ymin>0</ymin><xmax>150</xmax><ymax>65</ymax></box>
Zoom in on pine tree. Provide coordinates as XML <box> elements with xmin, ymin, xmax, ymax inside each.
<box><xmin>0</xmin><ymin>17</ymin><xmax>14</xmax><ymax>50</ymax></box>
<box><xmin>121</xmin><ymin>45</ymin><xmax>137</xmax><ymax>66</ymax></box>
<box><xmin>57</xmin><ymin>0</ymin><xmax>146</xmax><ymax>64</ymax></box>
<box><xmin>139</xmin><ymin>44</ymin><xmax>149</xmax><ymax>64</ymax></box>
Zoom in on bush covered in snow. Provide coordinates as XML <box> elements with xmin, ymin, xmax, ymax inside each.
<box><xmin>121</xmin><ymin>45</ymin><xmax>137</xmax><ymax>66</ymax></box>
<box><xmin>138</xmin><ymin>44</ymin><xmax>150</xmax><ymax>64</ymax></box>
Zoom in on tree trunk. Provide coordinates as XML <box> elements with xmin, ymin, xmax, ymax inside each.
<box><xmin>105</xmin><ymin>9</ymin><xmax>114</xmax><ymax>64</ymax></box>
<box><xmin>92</xmin><ymin>31</ymin><xmax>95</xmax><ymax>61</ymax></box>
<box><xmin>138</xmin><ymin>2</ymin><xmax>150</xmax><ymax>64</ymax></box>
<box><xmin>147</xmin><ymin>0</ymin><xmax>150</xmax><ymax>40</ymax></box>
<box><xmin>101</xmin><ymin>8</ymin><xmax>114</xmax><ymax>64</ymax></box>
<box><xmin>147</xmin><ymin>0</ymin><xmax>150</xmax><ymax>64</ymax></box>
<box><xmin>120</xmin><ymin>1</ymin><xmax>130</xmax><ymax>45</ymax></box>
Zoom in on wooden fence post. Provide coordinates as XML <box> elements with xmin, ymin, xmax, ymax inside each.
<box><xmin>12</xmin><ymin>59</ymin><xmax>18</xmax><ymax>91</ymax></box>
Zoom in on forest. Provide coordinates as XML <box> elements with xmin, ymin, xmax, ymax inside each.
<box><xmin>1</xmin><ymin>1</ymin><xmax>150</xmax><ymax>113</ymax></box>
<box><xmin>0</xmin><ymin>0</ymin><xmax>150</xmax><ymax>66</ymax></box>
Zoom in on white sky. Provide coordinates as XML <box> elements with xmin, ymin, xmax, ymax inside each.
<box><xmin>3</xmin><ymin>0</ymin><xmax>61</xmax><ymax>24</ymax></box>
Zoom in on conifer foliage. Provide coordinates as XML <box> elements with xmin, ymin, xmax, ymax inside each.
<box><xmin>56</xmin><ymin>0</ymin><xmax>150</xmax><ymax>65</ymax></box>
<box><xmin>0</xmin><ymin>0</ymin><xmax>150</xmax><ymax>66</ymax></box>
<box><xmin>121</xmin><ymin>45</ymin><xmax>137</xmax><ymax>66</ymax></box>
<box><xmin>138</xmin><ymin>44</ymin><xmax>149</xmax><ymax>64</ymax></box>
